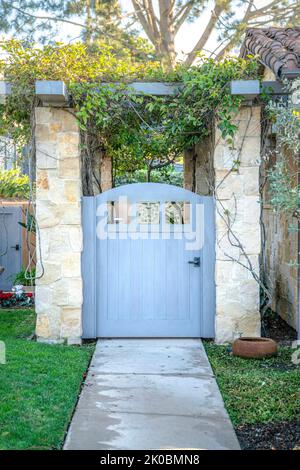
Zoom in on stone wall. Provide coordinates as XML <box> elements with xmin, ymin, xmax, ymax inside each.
<box><xmin>262</xmin><ymin>148</ymin><xmax>298</xmax><ymax>331</ymax></box>
<box><xmin>214</xmin><ymin>106</ymin><xmax>261</xmax><ymax>342</ymax></box>
<box><xmin>35</xmin><ymin>107</ymin><xmax>83</xmax><ymax>344</ymax></box>
<box><xmin>184</xmin><ymin>105</ymin><xmax>262</xmax><ymax>343</ymax></box>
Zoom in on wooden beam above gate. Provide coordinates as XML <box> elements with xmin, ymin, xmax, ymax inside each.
<box><xmin>0</xmin><ymin>79</ymin><xmax>289</xmax><ymax>106</ymax></box>
<box><xmin>34</xmin><ymin>80</ymin><xmax>183</xmax><ymax>106</ymax></box>
<box><xmin>35</xmin><ymin>80</ymin><xmax>69</xmax><ymax>106</ymax></box>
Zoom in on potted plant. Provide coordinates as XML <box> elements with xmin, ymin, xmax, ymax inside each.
<box><xmin>13</xmin><ymin>268</ymin><xmax>36</xmax><ymax>294</ymax></box>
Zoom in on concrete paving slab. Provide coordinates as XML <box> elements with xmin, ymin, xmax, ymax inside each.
<box><xmin>65</xmin><ymin>408</ymin><xmax>239</xmax><ymax>450</ymax></box>
<box><xmin>90</xmin><ymin>339</ymin><xmax>213</xmax><ymax>376</ymax></box>
<box><xmin>64</xmin><ymin>339</ymin><xmax>240</xmax><ymax>450</ymax></box>
<box><xmin>77</xmin><ymin>374</ymin><xmax>229</xmax><ymax>419</ymax></box>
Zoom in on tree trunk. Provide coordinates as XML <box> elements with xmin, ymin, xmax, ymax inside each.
<box><xmin>157</xmin><ymin>44</ymin><xmax>176</xmax><ymax>71</ymax></box>
<box><xmin>85</xmin><ymin>0</ymin><xmax>93</xmax><ymax>44</ymax></box>
<box><xmin>158</xmin><ymin>0</ymin><xmax>176</xmax><ymax>70</ymax></box>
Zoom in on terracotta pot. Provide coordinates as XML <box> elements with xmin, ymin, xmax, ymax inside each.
<box><xmin>232</xmin><ymin>337</ymin><xmax>278</xmax><ymax>359</ymax></box>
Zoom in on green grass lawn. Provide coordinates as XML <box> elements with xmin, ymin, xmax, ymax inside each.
<box><xmin>0</xmin><ymin>309</ymin><xmax>95</xmax><ymax>450</ymax></box>
<box><xmin>204</xmin><ymin>341</ymin><xmax>300</xmax><ymax>426</ymax></box>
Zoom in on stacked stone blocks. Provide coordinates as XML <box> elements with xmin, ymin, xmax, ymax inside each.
<box><xmin>214</xmin><ymin>106</ymin><xmax>261</xmax><ymax>343</ymax></box>
<box><xmin>35</xmin><ymin>107</ymin><xmax>83</xmax><ymax>344</ymax></box>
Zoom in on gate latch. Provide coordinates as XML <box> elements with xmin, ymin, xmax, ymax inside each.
<box><xmin>11</xmin><ymin>244</ymin><xmax>20</xmax><ymax>251</ymax></box>
<box><xmin>188</xmin><ymin>257</ymin><xmax>200</xmax><ymax>267</ymax></box>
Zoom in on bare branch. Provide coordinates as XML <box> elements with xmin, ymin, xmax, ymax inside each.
<box><xmin>215</xmin><ymin>0</ymin><xmax>254</xmax><ymax>60</ymax></box>
<box><xmin>6</xmin><ymin>3</ymin><xmax>88</xmax><ymax>30</ymax></box>
<box><xmin>174</xmin><ymin>1</ymin><xmax>195</xmax><ymax>33</ymax></box>
<box><xmin>184</xmin><ymin>2</ymin><xmax>225</xmax><ymax>67</ymax></box>
<box><xmin>147</xmin><ymin>0</ymin><xmax>160</xmax><ymax>37</ymax></box>
<box><xmin>131</xmin><ymin>0</ymin><xmax>158</xmax><ymax>44</ymax></box>
<box><xmin>249</xmin><ymin>0</ymin><xmax>287</xmax><ymax>17</ymax></box>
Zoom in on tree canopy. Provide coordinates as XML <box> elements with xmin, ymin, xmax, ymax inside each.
<box><xmin>0</xmin><ymin>1</ymin><xmax>299</xmax><ymax>69</ymax></box>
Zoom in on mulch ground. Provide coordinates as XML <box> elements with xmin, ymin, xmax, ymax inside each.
<box><xmin>236</xmin><ymin>420</ymin><xmax>300</xmax><ymax>450</ymax></box>
<box><xmin>263</xmin><ymin>311</ymin><xmax>297</xmax><ymax>346</ymax></box>
<box><xmin>236</xmin><ymin>312</ymin><xmax>299</xmax><ymax>450</ymax></box>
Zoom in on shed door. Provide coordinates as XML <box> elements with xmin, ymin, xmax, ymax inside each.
<box><xmin>0</xmin><ymin>207</ymin><xmax>22</xmax><ymax>291</ymax></box>
<box><xmin>82</xmin><ymin>183</ymin><xmax>215</xmax><ymax>338</ymax></box>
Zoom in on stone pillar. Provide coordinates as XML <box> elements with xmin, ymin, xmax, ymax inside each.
<box><xmin>35</xmin><ymin>107</ymin><xmax>83</xmax><ymax>345</ymax></box>
<box><xmin>214</xmin><ymin>106</ymin><xmax>261</xmax><ymax>343</ymax></box>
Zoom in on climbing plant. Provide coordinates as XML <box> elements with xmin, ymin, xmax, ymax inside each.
<box><xmin>0</xmin><ymin>40</ymin><xmax>259</xmax><ymax>192</ymax></box>
<box><xmin>266</xmin><ymin>87</ymin><xmax>300</xmax><ymax>218</ymax></box>
<box><xmin>0</xmin><ymin>40</ymin><xmax>162</xmax><ymax>144</ymax></box>
<box><xmin>70</xmin><ymin>56</ymin><xmax>259</xmax><ymax>190</ymax></box>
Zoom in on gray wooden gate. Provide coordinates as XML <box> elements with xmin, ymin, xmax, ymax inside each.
<box><xmin>82</xmin><ymin>183</ymin><xmax>215</xmax><ymax>338</ymax></box>
<box><xmin>0</xmin><ymin>206</ymin><xmax>22</xmax><ymax>291</ymax></box>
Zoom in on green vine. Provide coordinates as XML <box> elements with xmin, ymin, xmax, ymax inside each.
<box><xmin>0</xmin><ymin>40</ymin><xmax>259</xmax><ymax>191</ymax></box>
<box><xmin>70</xmin><ymin>57</ymin><xmax>259</xmax><ymax>187</ymax></box>
<box><xmin>266</xmin><ymin>82</ymin><xmax>300</xmax><ymax>217</ymax></box>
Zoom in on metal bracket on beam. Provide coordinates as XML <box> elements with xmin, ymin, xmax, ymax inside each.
<box><xmin>35</xmin><ymin>80</ymin><xmax>69</xmax><ymax>106</ymax></box>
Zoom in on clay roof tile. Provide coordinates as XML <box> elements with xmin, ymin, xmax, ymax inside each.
<box><xmin>241</xmin><ymin>27</ymin><xmax>300</xmax><ymax>79</ymax></box>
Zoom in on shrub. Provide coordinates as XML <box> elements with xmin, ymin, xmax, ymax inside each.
<box><xmin>13</xmin><ymin>268</ymin><xmax>36</xmax><ymax>286</ymax></box>
<box><xmin>0</xmin><ymin>168</ymin><xmax>30</xmax><ymax>199</ymax></box>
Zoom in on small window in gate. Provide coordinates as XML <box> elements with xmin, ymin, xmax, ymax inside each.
<box><xmin>107</xmin><ymin>201</ymin><xmax>129</xmax><ymax>224</ymax></box>
<box><xmin>137</xmin><ymin>202</ymin><xmax>160</xmax><ymax>224</ymax></box>
<box><xmin>165</xmin><ymin>201</ymin><xmax>190</xmax><ymax>224</ymax></box>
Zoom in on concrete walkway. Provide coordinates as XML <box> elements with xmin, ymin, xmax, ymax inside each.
<box><xmin>64</xmin><ymin>339</ymin><xmax>240</xmax><ymax>450</ymax></box>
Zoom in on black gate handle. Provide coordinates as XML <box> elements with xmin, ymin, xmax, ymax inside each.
<box><xmin>188</xmin><ymin>257</ymin><xmax>200</xmax><ymax>267</ymax></box>
<box><xmin>11</xmin><ymin>244</ymin><xmax>20</xmax><ymax>251</ymax></box>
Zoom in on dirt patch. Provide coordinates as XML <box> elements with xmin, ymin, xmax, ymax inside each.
<box><xmin>262</xmin><ymin>311</ymin><xmax>297</xmax><ymax>346</ymax></box>
<box><xmin>259</xmin><ymin>361</ymin><xmax>298</xmax><ymax>372</ymax></box>
<box><xmin>236</xmin><ymin>420</ymin><xmax>300</xmax><ymax>450</ymax></box>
